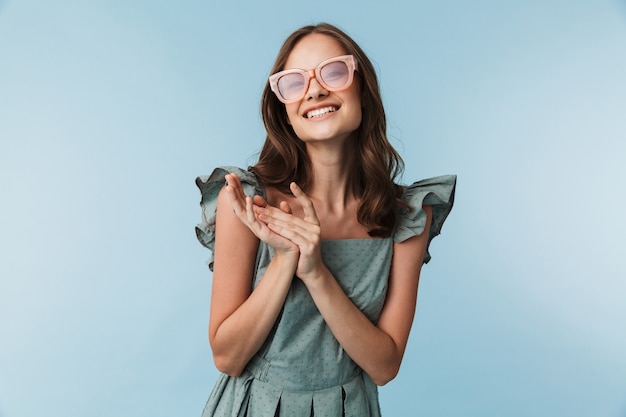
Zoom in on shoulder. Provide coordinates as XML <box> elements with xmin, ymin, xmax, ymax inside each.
<box><xmin>394</xmin><ymin>175</ymin><xmax>457</xmax><ymax>264</ymax></box>
<box><xmin>196</xmin><ymin>166</ymin><xmax>265</xmax><ymax>201</ymax></box>
<box><xmin>194</xmin><ymin>166</ymin><xmax>263</xmax><ymax>269</ymax></box>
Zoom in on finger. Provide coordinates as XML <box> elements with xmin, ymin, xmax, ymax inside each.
<box><xmin>223</xmin><ymin>176</ymin><xmax>298</xmax><ymax>250</ymax></box>
<box><xmin>245</xmin><ymin>196</ymin><xmax>258</xmax><ymax>226</ymax></box>
<box><xmin>266</xmin><ymin>220</ymin><xmax>316</xmax><ymax>249</ymax></box>
<box><xmin>224</xmin><ymin>174</ymin><xmax>239</xmax><ymax>200</ymax></box>
<box><xmin>279</xmin><ymin>200</ymin><xmax>292</xmax><ymax>214</ymax></box>
<box><xmin>225</xmin><ymin>182</ymin><xmax>247</xmax><ymax>215</ymax></box>
<box><xmin>252</xmin><ymin>194</ymin><xmax>269</xmax><ymax>208</ymax></box>
<box><xmin>257</xmin><ymin>202</ymin><xmax>313</xmax><ymax>234</ymax></box>
<box><xmin>290</xmin><ymin>182</ymin><xmax>319</xmax><ymax>224</ymax></box>
<box><xmin>256</xmin><ymin>205</ymin><xmax>300</xmax><ymax>226</ymax></box>
<box><xmin>226</xmin><ymin>174</ymin><xmax>262</xmax><ymax>220</ymax></box>
<box><xmin>257</xmin><ymin>202</ymin><xmax>293</xmax><ymax>221</ymax></box>
<box><xmin>225</xmin><ymin>174</ymin><xmax>245</xmax><ymax>200</ymax></box>
<box><xmin>225</xmin><ymin>176</ymin><xmax>257</xmax><ymax>225</ymax></box>
<box><xmin>259</xmin><ymin>210</ymin><xmax>317</xmax><ymax>243</ymax></box>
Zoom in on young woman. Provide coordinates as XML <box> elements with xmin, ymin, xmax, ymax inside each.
<box><xmin>195</xmin><ymin>23</ymin><xmax>456</xmax><ymax>417</ymax></box>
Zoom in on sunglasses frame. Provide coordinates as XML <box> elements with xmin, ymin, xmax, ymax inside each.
<box><xmin>269</xmin><ymin>55</ymin><xmax>358</xmax><ymax>104</ymax></box>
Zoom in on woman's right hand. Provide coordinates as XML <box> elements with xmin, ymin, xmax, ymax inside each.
<box><xmin>224</xmin><ymin>173</ymin><xmax>299</xmax><ymax>257</ymax></box>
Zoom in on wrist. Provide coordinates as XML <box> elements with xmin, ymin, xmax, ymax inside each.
<box><xmin>273</xmin><ymin>250</ymin><xmax>299</xmax><ymax>270</ymax></box>
<box><xmin>299</xmin><ymin>265</ymin><xmax>329</xmax><ymax>288</ymax></box>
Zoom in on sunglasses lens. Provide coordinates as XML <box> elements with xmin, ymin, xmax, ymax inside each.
<box><xmin>277</xmin><ymin>73</ymin><xmax>306</xmax><ymax>102</ymax></box>
<box><xmin>320</xmin><ymin>61</ymin><xmax>350</xmax><ymax>89</ymax></box>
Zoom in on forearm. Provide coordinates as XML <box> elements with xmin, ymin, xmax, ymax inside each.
<box><xmin>210</xmin><ymin>253</ymin><xmax>297</xmax><ymax>376</ymax></box>
<box><xmin>304</xmin><ymin>269</ymin><xmax>406</xmax><ymax>385</ymax></box>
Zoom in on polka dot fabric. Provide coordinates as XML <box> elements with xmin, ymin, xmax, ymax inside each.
<box><xmin>196</xmin><ymin>167</ymin><xmax>456</xmax><ymax>417</ymax></box>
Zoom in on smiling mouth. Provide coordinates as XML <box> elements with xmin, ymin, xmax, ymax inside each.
<box><xmin>305</xmin><ymin>106</ymin><xmax>338</xmax><ymax>119</ymax></box>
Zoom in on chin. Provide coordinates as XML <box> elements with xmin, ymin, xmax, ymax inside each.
<box><xmin>294</xmin><ymin>120</ymin><xmax>362</xmax><ymax>143</ymax></box>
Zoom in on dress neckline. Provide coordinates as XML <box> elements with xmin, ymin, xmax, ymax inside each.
<box><xmin>321</xmin><ymin>237</ymin><xmax>391</xmax><ymax>242</ymax></box>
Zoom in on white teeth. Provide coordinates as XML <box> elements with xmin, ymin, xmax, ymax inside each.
<box><xmin>306</xmin><ymin>106</ymin><xmax>337</xmax><ymax>119</ymax></box>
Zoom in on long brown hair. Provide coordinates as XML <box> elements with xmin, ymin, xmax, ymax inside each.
<box><xmin>251</xmin><ymin>23</ymin><xmax>407</xmax><ymax>237</ymax></box>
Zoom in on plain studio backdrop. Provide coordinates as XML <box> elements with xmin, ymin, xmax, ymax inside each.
<box><xmin>1</xmin><ymin>1</ymin><xmax>625</xmax><ymax>416</ymax></box>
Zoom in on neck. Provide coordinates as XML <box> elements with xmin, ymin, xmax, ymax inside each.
<box><xmin>304</xmin><ymin>139</ymin><xmax>357</xmax><ymax>211</ymax></box>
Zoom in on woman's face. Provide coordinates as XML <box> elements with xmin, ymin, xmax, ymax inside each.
<box><xmin>282</xmin><ymin>33</ymin><xmax>362</xmax><ymax>145</ymax></box>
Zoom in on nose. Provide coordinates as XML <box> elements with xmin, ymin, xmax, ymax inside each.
<box><xmin>305</xmin><ymin>71</ymin><xmax>328</xmax><ymax>100</ymax></box>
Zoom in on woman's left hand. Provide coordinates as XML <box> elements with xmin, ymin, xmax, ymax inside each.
<box><xmin>255</xmin><ymin>182</ymin><xmax>325</xmax><ymax>281</ymax></box>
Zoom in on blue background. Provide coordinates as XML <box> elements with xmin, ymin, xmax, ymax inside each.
<box><xmin>1</xmin><ymin>1</ymin><xmax>625</xmax><ymax>416</ymax></box>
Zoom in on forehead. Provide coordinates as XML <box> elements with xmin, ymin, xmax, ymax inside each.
<box><xmin>284</xmin><ymin>33</ymin><xmax>347</xmax><ymax>70</ymax></box>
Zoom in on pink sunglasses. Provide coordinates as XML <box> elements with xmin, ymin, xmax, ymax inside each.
<box><xmin>269</xmin><ymin>55</ymin><xmax>358</xmax><ymax>104</ymax></box>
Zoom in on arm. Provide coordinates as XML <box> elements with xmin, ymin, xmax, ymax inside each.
<box><xmin>303</xmin><ymin>213</ymin><xmax>430</xmax><ymax>385</ymax></box>
<box><xmin>257</xmin><ymin>183</ymin><xmax>431</xmax><ymax>385</ymax></box>
<box><xmin>208</xmin><ymin>175</ymin><xmax>299</xmax><ymax>376</ymax></box>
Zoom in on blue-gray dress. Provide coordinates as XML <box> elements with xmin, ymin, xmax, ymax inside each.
<box><xmin>195</xmin><ymin>166</ymin><xmax>456</xmax><ymax>417</ymax></box>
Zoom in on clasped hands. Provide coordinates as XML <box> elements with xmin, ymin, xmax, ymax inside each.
<box><xmin>224</xmin><ymin>173</ymin><xmax>323</xmax><ymax>281</ymax></box>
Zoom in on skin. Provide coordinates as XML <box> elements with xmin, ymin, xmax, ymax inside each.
<box><xmin>209</xmin><ymin>33</ymin><xmax>433</xmax><ymax>386</ymax></box>
<box><xmin>284</xmin><ymin>34</ymin><xmax>363</xmax><ymax>146</ymax></box>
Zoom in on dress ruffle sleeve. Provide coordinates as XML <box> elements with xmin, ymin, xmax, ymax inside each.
<box><xmin>394</xmin><ymin>175</ymin><xmax>456</xmax><ymax>264</ymax></box>
<box><xmin>195</xmin><ymin>166</ymin><xmax>265</xmax><ymax>271</ymax></box>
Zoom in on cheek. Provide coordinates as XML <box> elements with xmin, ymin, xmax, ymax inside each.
<box><xmin>345</xmin><ymin>91</ymin><xmax>363</xmax><ymax>125</ymax></box>
<box><xmin>285</xmin><ymin>104</ymin><xmax>299</xmax><ymax>126</ymax></box>
<box><xmin>349</xmin><ymin>107</ymin><xmax>363</xmax><ymax>131</ymax></box>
